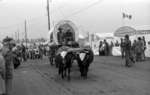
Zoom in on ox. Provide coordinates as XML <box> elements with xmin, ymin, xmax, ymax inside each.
<box><xmin>55</xmin><ymin>50</ymin><xmax>75</xmax><ymax>80</ymax></box>
<box><xmin>76</xmin><ymin>48</ymin><xmax>94</xmax><ymax>78</ymax></box>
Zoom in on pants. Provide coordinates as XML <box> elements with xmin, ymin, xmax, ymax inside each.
<box><xmin>104</xmin><ymin>49</ymin><xmax>108</xmax><ymax>56</ymax></box>
<box><xmin>131</xmin><ymin>50</ymin><xmax>136</xmax><ymax>62</ymax></box>
<box><xmin>136</xmin><ymin>52</ymin><xmax>142</xmax><ymax>61</ymax></box>
<box><xmin>5</xmin><ymin>79</ymin><xmax>12</xmax><ymax>95</ymax></box>
<box><xmin>142</xmin><ymin>49</ymin><xmax>146</xmax><ymax>60</ymax></box>
<box><xmin>125</xmin><ymin>50</ymin><xmax>131</xmax><ymax>66</ymax></box>
<box><xmin>22</xmin><ymin>53</ymin><xmax>26</xmax><ymax>61</ymax></box>
<box><xmin>121</xmin><ymin>48</ymin><xmax>125</xmax><ymax>58</ymax></box>
<box><xmin>109</xmin><ymin>47</ymin><xmax>113</xmax><ymax>56</ymax></box>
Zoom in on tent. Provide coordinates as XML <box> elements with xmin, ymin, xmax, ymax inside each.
<box><xmin>114</xmin><ymin>26</ymin><xmax>136</xmax><ymax>37</ymax></box>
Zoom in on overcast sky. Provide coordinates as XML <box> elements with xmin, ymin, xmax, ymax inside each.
<box><xmin>0</xmin><ymin>0</ymin><xmax>150</xmax><ymax>40</ymax></box>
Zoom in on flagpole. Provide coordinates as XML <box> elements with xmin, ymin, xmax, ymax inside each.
<box><xmin>121</xmin><ymin>1</ymin><xmax>125</xmax><ymax>27</ymax></box>
<box><xmin>122</xmin><ymin>13</ymin><xmax>125</xmax><ymax>27</ymax></box>
<box><xmin>122</xmin><ymin>14</ymin><xmax>125</xmax><ymax>27</ymax></box>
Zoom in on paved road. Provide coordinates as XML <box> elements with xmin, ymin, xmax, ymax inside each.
<box><xmin>8</xmin><ymin>56</ymin><xmax>150</xmax><ymax>95</ymax></box>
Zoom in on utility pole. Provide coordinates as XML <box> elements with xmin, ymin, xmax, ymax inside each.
<box><xmin>15</xmin><ymin>31</ymin><xmax>17</xmax><ymax>41</ymax></box>
<box><xmin>25</xmin><ymin>20</ymin><xmax>27</xmax><ymax>47</ymax></box>
<box><xmin>47</xmin><ymin>0</ymin><xmax>50</xmax><ymax>31</ymax></box>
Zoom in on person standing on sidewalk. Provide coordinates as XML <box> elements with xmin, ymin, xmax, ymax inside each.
<box><xmin>2</xmin><ymin>36</ymin><xmax>15</xmax><ymax>95</ymax></box>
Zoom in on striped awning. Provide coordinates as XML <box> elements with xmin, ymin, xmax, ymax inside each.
<box><xmin>114</xmin><ymin>26</ymin><xmax>136</xmax><ymax>37</ymax></box>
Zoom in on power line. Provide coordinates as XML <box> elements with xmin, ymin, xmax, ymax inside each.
<box><xmin>51</xmin><ymin>0</ymin><xmax>93</xmax><ymax>14</ymax></box>
<box><xmin>50</xmin><ymin>0</ymin><xmax>97</xmax><ymax>18</ymax></box>
<box><xmin>56</xmin><ymin>7</ymin><xmax>65</xmax><ymax>19</ymax></box>
<box><xmin>0</xmin><ymin>15</ymin><xmax>46</xmax><ymax>30</ymax></box>
<box><xmin>48</xmin><ymin>0</ymin><xmax>104</xmax><ymax>26</ymax></box>
<box><xmin>29</xmin><ymin>23</ymin><xmax>47</xmax><ymax>29</ymax></box>
<box><xmin>1</xmin><ymin>0</ymin><xmax>104</xmax><ymax>31</ymax></box>
<box><xmin>63</xmin><ymin>0</ymin><xmax>104</xmax><ymax>19</ymax></box>
<box><xmin>28</xmin><ymin>15</ymin><xmax>47</xmax><ymax>24</ymax></box>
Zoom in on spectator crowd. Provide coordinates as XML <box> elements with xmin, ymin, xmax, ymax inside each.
<box><xmin>98</xmin><ymin>35</ymin><xmax>147</xmax><ymax>66</ymax></box>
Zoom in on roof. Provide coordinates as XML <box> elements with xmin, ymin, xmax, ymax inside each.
<box><xmin>136</xmin><ymin>30</ymin><xmax>150</xmax><ymax>35</ymax></box>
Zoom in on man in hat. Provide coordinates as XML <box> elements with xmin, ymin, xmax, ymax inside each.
<box><xmin>124</xmin><ymin>34</ymin><xmax>132</xmax><ymax>67</ymax></box>
<box><xmin>57</xmin><ymin>27</ymin><xmax>64</xmax><ymax>45</ymax></box>
<box><xmin>2</xmin><ymin>36</ymin><xmax>15</xmax><ymax>95</ymax></box>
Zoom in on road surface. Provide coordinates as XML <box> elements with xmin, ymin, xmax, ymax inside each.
<box><xmin>6</xmin><ymin>56</ymin><xmax>150</xmax><ymax>95</ymax></box>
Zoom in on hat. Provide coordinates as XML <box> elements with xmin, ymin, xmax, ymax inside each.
<box><xmin>125</xmin><ymin>34</ymin><xmax>129</xmax><ymax>39</ymax></box>
<box><xmin>3</xmin><ymin>36</ymin><xmax>14</xmax><ymax>43</ymax></box>
<box><xmin>3</xmin><ymin>37</ymin><xmax>13</xmax><ymax>43</ymax></box>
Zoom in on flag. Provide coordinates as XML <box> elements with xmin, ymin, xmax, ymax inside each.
<box><xmin>128</xmin><ymin>15</ymin><xmax>132</xmax><ymax>19</ymax></box>
<box><xmin>122</xmin><ymin>13</ymin><xmax>126</xmax><ymax>18</ymax></box>
<box><xmin>122</xmin><ymin>12</ymin><xmax>132</xmax><ymax>20</ymax></box>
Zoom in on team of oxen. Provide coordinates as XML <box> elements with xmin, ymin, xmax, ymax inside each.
<box><xmin>48</xmin><ymin>44</ymin><xmax>94</xmax><ymax>80</ymax></box>
<box><xmin>11</xmin><ymin>42</ymin><xmax>94</xmax><ymax>80</ymax></box>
